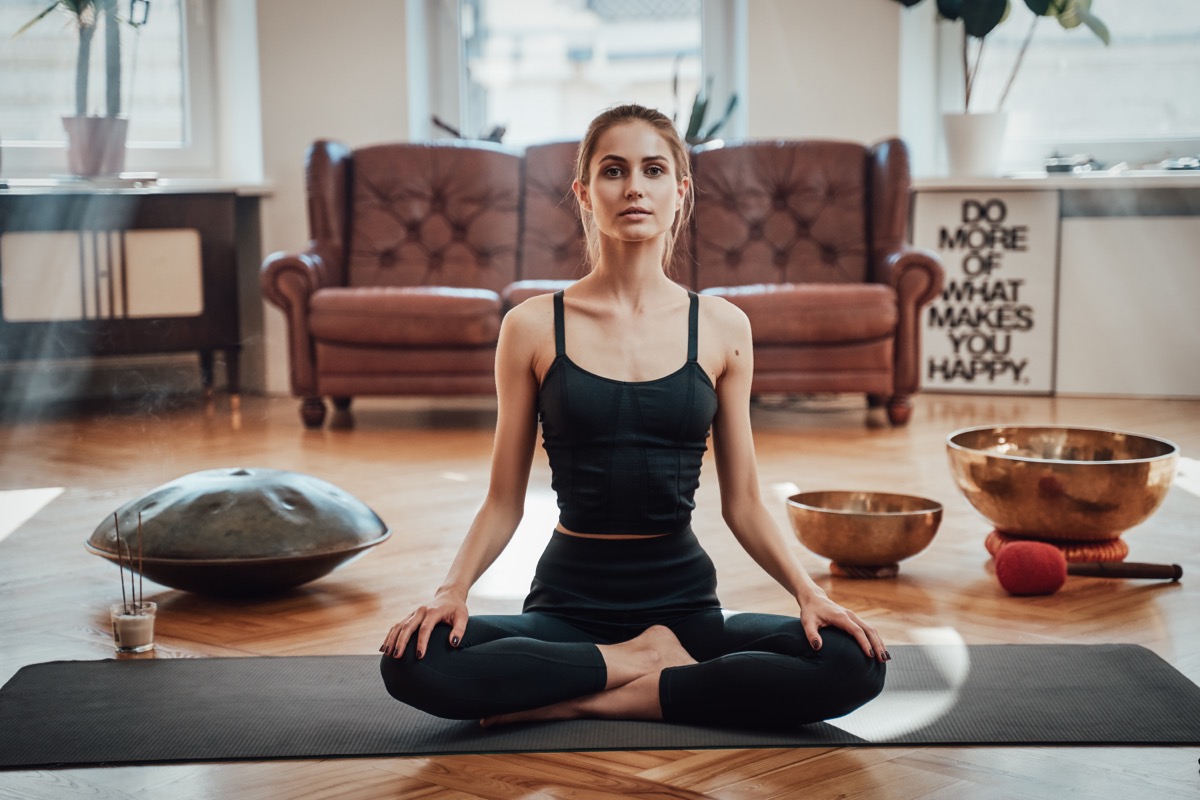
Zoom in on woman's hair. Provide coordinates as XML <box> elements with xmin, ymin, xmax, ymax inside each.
<box><xmin>574</xmin><ymin>104</ymin><xmax>694</xmax><ymax>273</ymax></box>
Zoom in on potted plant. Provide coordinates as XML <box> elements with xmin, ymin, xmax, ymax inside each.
<box><xmin>895</xmin><ymin>0</ymin><xmax>1110</xmax><ymax>175</ymax></box>
<box><xmin>16</xmin><ymin>0</ymin><xmax>146</xmax><ymax>177</ymax></box>
<box><xmin>678</xmin><ymin>77</ymin><xmax>738</xmax><ymax>146</ymax></box>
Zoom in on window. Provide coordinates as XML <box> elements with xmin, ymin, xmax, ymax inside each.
<box><xmin>414</xmin><ymin>0</ymin><xmax>744</xmax><ymax>148</ymax></box>
<box><xmin>936</xmin><ymin>0</ymin><xmax>1200</xmax><ymax>171</ymax></box>
<box><xmin>0</xmin><ymin>0</ymin><xmax>215</xmax><ymax>178</ymax></box>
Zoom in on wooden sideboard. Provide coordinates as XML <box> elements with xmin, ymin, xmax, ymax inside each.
<box><xmin>0</xmin><ymin>181</ymin><xmax>265</xmax><ymax>400</ymax></box>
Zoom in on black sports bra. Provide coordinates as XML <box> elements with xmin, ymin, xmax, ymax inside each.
<box><xmin>537</xmin><ymin>290</ymin><xmax>718</xmax><ymax>536</ymax></box>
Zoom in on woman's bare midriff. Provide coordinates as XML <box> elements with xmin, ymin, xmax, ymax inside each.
<box><xmin>556</xmin><ymin>524</ymin><xmax>672</xmax><ymax>540</ymax></box>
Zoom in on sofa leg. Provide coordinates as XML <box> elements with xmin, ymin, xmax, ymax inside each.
<box><xmin>333</xmin><ymin>397</ymin><xmax>352</xmax><ymax>412</ymax></box>
<box><xmin>886</xmin><ymin>395</ymin><xmax>913</xmax><ymax>426</ymax></box>
<box><xmin>301</xmin><ymin>397</ymin><xmax>327</xmax><ymax>428</ymax></box>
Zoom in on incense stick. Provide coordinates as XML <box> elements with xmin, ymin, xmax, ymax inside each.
<box><xmin>114</xmin><ymin>512</ymin><xmax>128</xmax><ymax>615</ymax></box>
<box><xmin>137</xmin><ymin>512</ymin><xmax>144</xmax><ymax>610</ymax></box>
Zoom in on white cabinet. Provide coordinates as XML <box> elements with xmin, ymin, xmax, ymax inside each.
<box><xmin>1056</xmin><ymin>216</ymin><xmax>1200</xmax><ymax>397</ymax></box>
<box><xmin>913</xmin><ymin>175</ymin><xmax>1200</xmax><ymax>399</ymax></box>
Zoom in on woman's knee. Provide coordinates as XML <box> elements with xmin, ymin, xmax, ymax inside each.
<box><xmin>378</xmin><ymin>623</ymin><xmax>467</xmax><ymax>716</ymax></box>
<box><xmin>816</xmin><ymin>628</ymin><xmax>887</xmax><ymax>712</ymax></box>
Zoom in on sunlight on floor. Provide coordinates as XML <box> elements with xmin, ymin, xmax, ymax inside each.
<box><xmin>833</xmin><ymin>626</ymin><xmax>969</xmax><ymax>742</ymax></box>
<box><xmin>0</xmin><ymin>487</ymin><xmax>64</xmax><ymax>544</ymax></box>
<box><xmin>1174</xmin><ymin>456</ymin><xmax>1200</xmax><ymax>499</ymax></box>
<box><xmin>473</xmin><ymin>488</ymin><xmax>558</xmax><ymax>600</ymax></box>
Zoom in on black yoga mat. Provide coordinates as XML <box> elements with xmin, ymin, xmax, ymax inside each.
<box><xmin>2</xmin><ymin>644</ymin><xmax>1199</xmax><ymax>770</ymax></box>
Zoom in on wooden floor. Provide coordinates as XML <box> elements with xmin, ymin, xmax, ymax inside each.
<box><xmin>1</xmin><ymin>391</ymin><xmax>1198</xmax><ymax>799</ymax></box>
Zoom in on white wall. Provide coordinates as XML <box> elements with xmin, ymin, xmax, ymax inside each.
<box><xmin>744</xmin><ymin>0</ymin><xmax>903</xmax><ymax>143</ymax></box>
<box><xmin>255</xmin><ymin>0</ymin><xmax>411</xmax><ymax>395</ymax></box>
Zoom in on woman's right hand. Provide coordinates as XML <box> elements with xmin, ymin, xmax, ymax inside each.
<box><xmin>380</xmin><ymin>589</ymin><xmax>469</xmax><ymax>660</ymax></box>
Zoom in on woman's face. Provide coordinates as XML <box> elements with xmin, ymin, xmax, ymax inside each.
<box><xmin>576</xmin><ymin>121</ymin><xmax>688</xmax><ymax>245</ymax></box>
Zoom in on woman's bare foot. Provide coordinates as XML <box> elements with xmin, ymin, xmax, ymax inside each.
<box><xmin>481</xmin><ymin>673</ymin><xmax>663</xmax><ymax>728</ymax></box>
<box><xmin>480</xmin><ymin>626</ymin><xmax>694</xmax><ymax>728</ymax></box>
<box><xmin>597</xmin><ymin>625</ymin><xmax>696</xmax><ymax>690</ymax></box>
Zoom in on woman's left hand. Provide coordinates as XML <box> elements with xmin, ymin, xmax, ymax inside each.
<box><xmin>800</xmin><ymin>593</ymin><xmax>890</xmax><ymax>663</ymax></box>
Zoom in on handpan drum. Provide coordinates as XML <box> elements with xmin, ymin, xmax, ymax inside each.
<box><xmin>86</xmin><ymin>468</ymin><xmax>391</xmax><ymax>596</ymax></box>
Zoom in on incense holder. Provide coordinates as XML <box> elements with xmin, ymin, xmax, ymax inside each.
<box><xmin>86</xmin><ymin>468</ymin><xmax>391</xmax><ymax>596</ymax></box>
<box><xmin>111</xmin><ymin>602</ymin><xmax>156</xmax><ymax>653</ymax></box>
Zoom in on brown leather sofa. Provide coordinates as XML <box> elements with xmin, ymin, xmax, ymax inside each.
<box><xmin>262</xmin><ymin>137</ymin><xmax>942</xmax><ymax>428</ymax></box>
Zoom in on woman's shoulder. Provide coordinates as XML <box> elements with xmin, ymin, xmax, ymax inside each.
<box><xmin>499</xmin><ymin>291</ymin><xmax>556</xmax><ymax>349</ymax></box>
<box><xmin>697</xmin><ymin>293</ymin><xmax>751</xmax><ymax>338</ymax></box>
<box><xmin>504</xmin><ymin>291</ymin><xmax>555</xmax><ymax>325</ymax></box>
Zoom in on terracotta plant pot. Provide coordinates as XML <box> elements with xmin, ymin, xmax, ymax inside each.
<box><xmin>62</xmin><ymin>116</ymin><xmax>129</xmax><ymax>177</ymax></box>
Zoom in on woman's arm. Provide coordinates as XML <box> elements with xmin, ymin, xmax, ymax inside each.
<box><xmin>706</xmin><ymin>298</ymin><xmax>888</xmax><ymax>663</ymax></box>
<box><xmin>382</xmin><ymin>299</ymin><xmax>545</xmax><ymax>659</ymax></box>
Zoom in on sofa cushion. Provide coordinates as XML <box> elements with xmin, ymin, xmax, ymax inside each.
<box><xmin>520</xmin><ymin>141</ymin><xmax>589</xmax><ymax>282</ymax></box>
<box><xmin>502</xmin><ymin>279</ymin><xmax>575</xmax><ymax>311</ymax></box>
<box><xmin>702</xmin><ymin>283</ymin><xmax>897</xmax><ymax>344</ymax></box>
<box><xmin>692</xmin><ymin>141</ymin><xmax>870</xmax><ymax>290</ymax></box>
<box><xmin>309</xmin><ymin>287</ymin><xmax>502</xmax><ymax>346</ymax></box>
<box><xmin>346</xmin><ymin>142</ymin><xmax>521</xmax><ymax>293</ymax></box>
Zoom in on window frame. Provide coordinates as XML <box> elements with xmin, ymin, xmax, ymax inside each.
<box><xmin>408</xmin><ymin>0</ymin><xmax>747</xmax><ymax>145</ymax></box>
<box><xmin>0</xmin><ymin>0</ymin><xmax>217</xmax><ymax>179</ymax></box>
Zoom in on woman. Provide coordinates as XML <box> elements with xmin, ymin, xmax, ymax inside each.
<box><xmin>380</xmin><ymin>104</ymin><xmax>887</xmax><ymax>730</ymax></box>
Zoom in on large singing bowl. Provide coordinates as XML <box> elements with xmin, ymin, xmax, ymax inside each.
<box><xmin>86</xmin><ymin>468</ymin><xmax>391</xmax><ymax>596</ymax></box>
<box><xmin>946</xmin><ymin>425</ymin><xmax>1179</xmax><ymax>541</ymax></box>
<box><xmin>787</xmin><ymin>490</ymin><xmax>943</xmax><ymax>578</ymax></box>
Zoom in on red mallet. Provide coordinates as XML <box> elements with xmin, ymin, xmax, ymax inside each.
<box><xmin>994</xmin><ymin>540</ymin><xmax>1183</xmax><ymax>597</ymax></box>
<box><xmin>996</xmin><ymin>541</ymin><xmax>1066</xmax><ymax>595</ymax></box>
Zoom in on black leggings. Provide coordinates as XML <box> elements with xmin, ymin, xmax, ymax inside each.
<box><xmin>380</xmin><ymin>528</ymin><xmax>885</xmax><ymax>729</ymax></box>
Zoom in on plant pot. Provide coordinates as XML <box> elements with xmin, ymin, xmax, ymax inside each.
<box><xmin>942</xmin><ymin>112</ymin><xmax>1008</xmax><ymax>177</ymax></box>
<box><xmin>62</xmin><ymin>116</ymin><xmax>129</xmax><ymax>177</ymax></box>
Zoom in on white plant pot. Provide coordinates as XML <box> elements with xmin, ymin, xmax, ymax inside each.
<box><xmin>942</xmin><ymin>112</ymin><xmax>1009</xmax><ymax>177</ymax></box>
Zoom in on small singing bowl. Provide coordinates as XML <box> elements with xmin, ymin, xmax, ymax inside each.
<box><xmin>946</xmin><ymin>425</ymin><xmax>1179</xmax><ymax>542</ymax></box>
<box><xmin>786</xmin><ymin>491</ymin><xmax>943</xmax><ymax>578</ymax></box>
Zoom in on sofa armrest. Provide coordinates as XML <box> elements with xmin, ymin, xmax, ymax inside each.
<box><xmin>875</xmin><ymin>247</ymin><xmax>945</xmax><ymax>397</ymax></box>
<box><xmin>260</xmin><ymin>247</ymin><xmax>330</xmax><ymax>396</ymax></box>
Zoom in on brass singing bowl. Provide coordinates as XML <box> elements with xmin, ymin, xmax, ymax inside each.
<box><xmin>946</xmin><ymin>425</ymin><xmax>1179</xmax><ymax>541</ymax></box>
<box><xmin>786</xmin><ymin>491</ymin><xmax>943</xmax><ymax>576</ymax></box>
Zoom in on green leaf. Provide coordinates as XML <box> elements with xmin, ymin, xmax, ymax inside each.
<box><xmin>685</xmin><ymin>78</ymin><xmax>712</xmax><ymax>140</ymax></box>
<box><xmin>701</xmin><ymin>95</ymin><xmax>738</xmax><ymax>141</ymax></box>
<box><xmin>13</xmin><ymin>2</ymin><xmax>62</xmax><ymax>37</ymax></box>
<box><xmin>1077</xmin><ymin>7</ymin><xmax>1111</xmax><ymax>43</ymax></box>
<box><xmin>937</xmin><ymin>0</ymin><xmax>964</xmax><ymax>21</ymax></box>
<box><xmin>961</xmin><ymin>0</ymin><xmax>1008</xmax><ymax>38</ymax></box>
<box><xmin>1022</xmin><ymin>0</ymin><xmax>1051</xmax><ymax>14</ymax></box>
<box><xmin>1050</xmin><ymin>0</ymin><xmax>1107</xmax><ymax>43</ymax></box>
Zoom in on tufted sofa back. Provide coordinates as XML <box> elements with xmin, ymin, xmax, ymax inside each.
<box><xmin>337</xmin><ymin>141</ymin><xmax>522</xmax><ymax>294</ymax></box>
<box><xmin>306</xmin><ymin>137</ymin><xmax>908</xmax><ymax>295</ymax></box>
<box><xmin>518</xmin><ymin>139</ymin><xmax>695</xmax><ymax>283</ymax></box>
<box><xmin>519</xmin><ymin>141</ymin><xmax>589</xmax><ymax>282</ymax></box>
<box><xmin>691</xmin><ymin>141</ymin><xmax>873</xmax><ymax>290</ymax></box>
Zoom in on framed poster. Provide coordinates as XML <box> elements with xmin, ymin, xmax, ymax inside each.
<box><xmin>913</xmin><ymin>189</ymin><xmax>1060</xmax><ymax>395</ymax></box>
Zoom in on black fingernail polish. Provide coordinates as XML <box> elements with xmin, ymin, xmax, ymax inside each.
<box><xmin>811</xmin><ymin>639</ymin><xmax>821</xmax><ymax>650</ymax></box>
<box><xmin>884</xmin><ymin>650</ymin><xmax>893</xmax><ymax>661</ymax></box>
<box><xmin>868</xmin><ymin>649</ymin><xmax>875</xmax><ymax>658</ymax></box>
<box><xmin>451</xmin><ymin>636</ymin><xmax>460</xmax><ymax>647</ymax></box>
<box><xmin>416</xmin><ymin>650</ymin><xmax>424</xmax><ymax>660</ymax></box>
